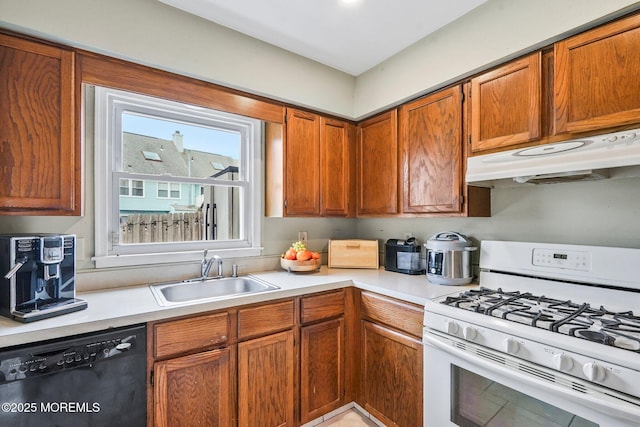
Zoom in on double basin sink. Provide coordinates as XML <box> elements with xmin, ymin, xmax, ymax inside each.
<box><xmin>150</xmin><ymin>276</ymin><xmax>280</xmax><ymax>306</ymax></box>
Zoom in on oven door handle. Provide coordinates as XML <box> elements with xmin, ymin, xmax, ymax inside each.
<box><xmin>423</xmin><ymin>331</ymin><xmax>640</xmax><ymax>424</ymax></box>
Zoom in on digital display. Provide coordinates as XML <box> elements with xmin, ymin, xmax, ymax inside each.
<box><xmin>553</xmin><ymin>253</ymin><xmax>568</xmax><ymax>260</ymax></box>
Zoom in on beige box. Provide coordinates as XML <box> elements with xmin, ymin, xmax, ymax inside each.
<box><xmin>328</xmin><ymin>239</ymin><xmax>379</xmax><ymax>269</ymax></box>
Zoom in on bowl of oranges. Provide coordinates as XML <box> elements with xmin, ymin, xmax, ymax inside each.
<box><xmin>280</xmin><ymin>241</ymin><xmax>321</xmax><ymax>272</ymax></box>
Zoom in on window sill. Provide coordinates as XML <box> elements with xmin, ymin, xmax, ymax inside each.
<box><xmin>92</xmin><ymin>247</ymin><xmax>262</xmax><ymax>269</ymax></box>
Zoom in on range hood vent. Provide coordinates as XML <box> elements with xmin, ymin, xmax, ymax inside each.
<box><xmin>466</xmin><ymin>128</ymin><xmax>640</xmax><ymax>187</ymax></box>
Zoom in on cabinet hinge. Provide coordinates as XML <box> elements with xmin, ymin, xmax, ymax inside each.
<box><xmin>468</xmin><ymin>135</ymin><xmax>472</xmax><ymax>145</ymax></box>
<box><xmin>468</xmin><ymin>86</ymin><xmax>471</xmax><ymax>98</ymax></box>
<box><xmin>461</xmin><ymin>92</ymin><xmax>465</xmax><ymax>103</ymax></box>
<box><xmin>460</xmin><ymin>195</ymin><xmax>465</xmax><ymax>206</ymax></box>
<box><xmin>150</xmin><ymin>370</ymin><xmax>154</xmax><ymax>387</ymax></box>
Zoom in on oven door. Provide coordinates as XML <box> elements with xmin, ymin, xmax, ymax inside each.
<box><xmin>423</xmin><ymin>328</ymin><xmax>640</xmax><ymax>427</ymax></box>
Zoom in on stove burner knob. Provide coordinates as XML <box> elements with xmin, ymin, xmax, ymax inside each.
<box><xmin>462</xmin><ymin>326</ymin><xmax>477</xmax><ymax>340</ymax></box>
<box><xmin>503</xmin><ymin>338</ymin><xmax>519</xmax><ymax>355</ymax></box>
<box><xmin>446</xmin><ymin>321</ymin><xmax>459</xmax><ymax>335</ymax></box>
<box><xmin>582</xmin><ymin>362</ymin><xmax>606</xmax><ymax>382</ymax></box>
<box><xmin>552</xmin><ymin>353</ymin><xmax>574</xmax><ymax>371</ymax></box>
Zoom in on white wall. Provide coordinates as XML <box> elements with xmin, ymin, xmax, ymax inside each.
<box><xmin>0</xmin><ymin>0</ymin><xmax>355</xmax><ymax>118</ymax></box>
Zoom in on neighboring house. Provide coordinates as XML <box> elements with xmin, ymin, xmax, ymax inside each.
<box><xmin>120</xmin><ymin>131</ymin><xmax>239</xmax><ymax>240</ymax></box>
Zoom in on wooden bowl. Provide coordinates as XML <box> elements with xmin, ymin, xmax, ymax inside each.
<box><xmin>280</xmin><ymin>257</ymin><xmax>321</xmax><ymax>272</ymax></box>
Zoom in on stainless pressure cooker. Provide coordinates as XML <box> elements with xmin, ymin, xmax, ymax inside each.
<box><xmin>425</xmin><ymin>231</ymin><xmax>477</xmax><ymax>285</ymax></box>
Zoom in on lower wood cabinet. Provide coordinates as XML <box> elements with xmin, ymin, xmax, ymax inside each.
<box><xmin>362</xmin><ymin>321</ymin><xmax>423</xmax><ymax>427</ymax></box>
<box><xmin>154</xmin><ymin>348</ymin><xmax>232</xmax><ymax>427</ymax></box>
<box><xmin>360</xmin><ymin>291</ymin><xmax>424</xmax><ymax>427</ymax></box>
<box><xmin>149</xmin><ymin>311</ymin><xmax>233</xmax><ymax>427</ymax></box>
<box><xmin>148</xmin><ymin>288</ymin><xmax>423</xmax><ymax>427</ymax></box>
<box><xmin>238</xmin><ymin>330</ymin><xmax>295</xmax><ymax>427</ymax></box>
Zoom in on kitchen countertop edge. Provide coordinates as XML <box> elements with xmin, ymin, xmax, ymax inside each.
<box><xmin>0</xmin><ymin>266</ymin><xmax>475</xmax><ymax>347</ymax></box>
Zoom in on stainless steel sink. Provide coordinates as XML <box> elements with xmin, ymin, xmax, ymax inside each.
<box><xmin>150</xmin><ymin>276</ymin><xmax>280</xmax><ymax>306</ymax></box>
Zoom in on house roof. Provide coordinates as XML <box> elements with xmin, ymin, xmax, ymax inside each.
<box><xmin>122</xmin><ymin>132</ymin><xmax>238</xmax><ymax>179</ymax></box>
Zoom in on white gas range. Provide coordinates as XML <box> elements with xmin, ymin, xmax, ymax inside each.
<box><xmin>423</xmin><ymin>240</ymin><xmax>640</xmax><ymax>427</ymax></box>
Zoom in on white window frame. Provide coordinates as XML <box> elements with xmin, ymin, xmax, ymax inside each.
<box><xmin>92</xmin><ymin>86</ymin><xmax>262</xmax><ymax>268</ymax></box>
<box><xmin>157</xmin><ymin>182</ymin><xmax>181</xmax><ymax>200</ymax></box>
<box><xmin>120</xmin><ymin>178</ymin><xmax>145</xmax><ymax>198</ymax></box>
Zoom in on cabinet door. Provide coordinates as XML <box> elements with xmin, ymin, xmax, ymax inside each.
<box><xmin>362</xmin><ymin>321</ymin><xmax>423</xmax><ymax>427</ymax></box>
<box><xmin>301</xmin><ymin>318</ymin><xmax>345</xmax><ymax>423</ymax></box>
<box><xmin>238</xmin><ymin>330</ymin><xmax>295</xmax><ymax>427</ymax></box>
<box><xmin>400</xmin><ymin>86</ymin><xmax>463</xmax><ymax>214</ymax></box>
<box><xmin>285</xmin><ymin>108</ymin><xmax>320</xmax><ymax>216</ymax></box>
<box><xmin>320</xmin><ymin>117</ymin><xmax>355</xmax><ymax>217</ymax></box>
<box><xmin>471</xmin><ymin>52</ymin><xmax>541</xmax><ymax>153</ymax></box>
<box><xmin>0</xmin><ymin>34</ymin><xmax>78</xmax><ymax>214</ymax></box>
<box><xmin>555</xmin><ymin>14</ymin><xmax>640</xmax><ymax>134</ymax></box>
<box><xmin>357</xmin><ymin>110</ymin><xmax>398</xmax><ymax>216</ymax></box>
<box><xmin>154</xmin><ymin>348</ymin><xmax>231</xmax><ymax>427</ymax></box>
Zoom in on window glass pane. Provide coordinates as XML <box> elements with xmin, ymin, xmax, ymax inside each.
<box><xmin>119</xmin><ymin>179</ymin><xmax>130</xmax><ymax>196</ymax></box>
<box><xmin>121</xmin><ymin>113</ymin><xmax>241</xmax><ymax>179</ymax></box>
<box><xmin>118</xmin><ymin>180</ymin><xmax>241</xmax><ymax>243</ymax></box>
<box><xmin>170</xmin><ymin>183</ymin><xmax>181</xmax><ymax>198</ymax></box>
<box><xmin>157</xmin><ymin>182</ymin><xmax>168</xmax><ymax>198</ymax></box>
<box><xmin>131</xmin><ymin>180</ymin><xmax>144</xmax><ymax>197</ymax></box>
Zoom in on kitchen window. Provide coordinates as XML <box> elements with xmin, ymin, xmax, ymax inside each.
<box><xmin>91</xmin><ymin>86</ymin><xmax>262</xmax><ymax>268</ymax></box>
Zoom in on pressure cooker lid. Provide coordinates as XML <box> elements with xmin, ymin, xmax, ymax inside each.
<box><xmin>425</xmin><ymin>231</ymin><xmax>473</xmax><ymax>250</ymax></box>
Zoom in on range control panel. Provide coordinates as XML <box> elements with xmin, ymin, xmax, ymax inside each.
<box><xmin>532</xmin><ymin>248</ymin><xmax>591</xmax><ymax>271</ymax></box>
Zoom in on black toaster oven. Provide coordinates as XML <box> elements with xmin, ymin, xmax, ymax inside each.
<box><xmin>384</xmin><ymin>238</ymin><xmax>425</xmax><ymax>275</ymax></box>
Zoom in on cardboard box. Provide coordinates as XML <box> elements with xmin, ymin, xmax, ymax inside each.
<box><xmin>328</xmin><ymin>239</ymin><xmax>379</xmax><ymax>269</ymax></box>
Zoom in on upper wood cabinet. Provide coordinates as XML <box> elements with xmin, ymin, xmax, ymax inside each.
<box><xmin>554</xmin><ymin>13</ymin><xmax>640</xmax><ymax>134</ymax></box>
<box><xmin>470</xmin><ymin>52</ymin><xmax>542</xmax><ymax>153</ymax></box>
<box><xmin>267</xmin><ymin>109</ymin><xmax>355</xmax><ymax>217</ymax></box>
<box><xmin>284</xmin><ymin>109</ymin><xmax>321</xmax><ymax>216</ymax></box>
<box><xmin>0</xmin><ymin>33</ymin><xmax>79</xmax><ymax>215</ymax></box>
<box><xmin>399</xmin><ymin>86</ymin><xmax>463</xmax><ymax>214</ymax></box>
<box><xmin>320</xmin><ymin>117</ymin><xmax>356</xmax><ymax>217</ymax></box>
<box><xmin>357</xmin><ymin>110</ymin><xmax>399</xmax><ymax>216</ymax></box>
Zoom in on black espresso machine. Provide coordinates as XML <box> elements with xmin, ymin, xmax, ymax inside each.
<box><xmin>0</xmin><ymin>234</ymin><xmax>87</xmax><ymax>322</ymax></box>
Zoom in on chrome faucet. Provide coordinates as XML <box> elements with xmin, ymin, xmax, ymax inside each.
<box><xmin>201</xmin><ymin>250</ymin><xmax>223</xmax><ymax>279</ymax></box>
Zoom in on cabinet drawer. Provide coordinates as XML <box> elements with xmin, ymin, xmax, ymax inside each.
<box><xmin>153</xmin><ymin>311</ymin><xmax>229</xmax><ymax>359</ymax></box>
<box><xmin>238</xmin><ymin>299</ymin><xmax>294</xmax><ymax>340</ymax></box>
<box><xmin>301</xmin><ymin>290</ymin><xmax>345</xmax><ymax>324</ymax></box>
<box><xmin>360</xmin><ymin>291</ymin><xmax>423</xmax><ymax>338</ymax></box>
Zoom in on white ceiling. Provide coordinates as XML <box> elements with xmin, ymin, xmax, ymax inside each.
<box><xmin>158</xmin><ymin>0</ymin><xmax>488</xmax><ymax>76</ymax></box>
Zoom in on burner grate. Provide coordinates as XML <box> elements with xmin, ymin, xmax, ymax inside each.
<box><xmin>441</xmin><ymin>287</ymin><xmax>640</xmax><ymax>353</ymax></box>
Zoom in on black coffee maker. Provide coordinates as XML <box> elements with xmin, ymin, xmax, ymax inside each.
<box><xmin>0</xmin><ymin>234</ymin><xmax>87</xmax><ymax>322</ymax></box>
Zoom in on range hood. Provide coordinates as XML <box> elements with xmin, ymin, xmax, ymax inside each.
<box><xmin>466</xmin><ymin>128</ymin><xmax>640</xmax><ymax>187</ymax></box>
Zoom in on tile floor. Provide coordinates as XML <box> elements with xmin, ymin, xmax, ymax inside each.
<box><xmin>316</xmin><ymin>409</ymin><xmax>380</xmax><ymax>427</ymax></box>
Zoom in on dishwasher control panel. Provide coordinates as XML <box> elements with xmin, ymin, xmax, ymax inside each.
<box><xmin>0</xmin><ymin>326</ymin><xmax>142</xmax><ymax>383</ymax></box>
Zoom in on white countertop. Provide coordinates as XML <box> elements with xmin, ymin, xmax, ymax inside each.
<box><xmin>0</xmin><ymin>267</ymin><xmax>475</xmax><ymax>348</ymax></box>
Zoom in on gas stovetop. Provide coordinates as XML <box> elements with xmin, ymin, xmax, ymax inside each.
<box><xmin>441</xmin><ymin>287</ymin><xmax>640</xmax><ymax>353</ymax></box>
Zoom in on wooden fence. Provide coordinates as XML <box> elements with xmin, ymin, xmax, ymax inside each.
<box><xmin>120</xmin><ymin>212</ymin><xmax>203</xmax><ymax>243</ymax></box>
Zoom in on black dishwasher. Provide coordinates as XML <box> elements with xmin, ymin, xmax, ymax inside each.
<box><xmin>0</xmin><ymin>324</ymin><xmax>146</xmax><ymax>427</ymax></box>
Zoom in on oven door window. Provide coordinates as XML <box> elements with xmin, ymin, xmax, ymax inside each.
<box><xmin>451</xmin><ymin>366</ymin><xmax>598</xmax><ymax>427</ymax></box>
